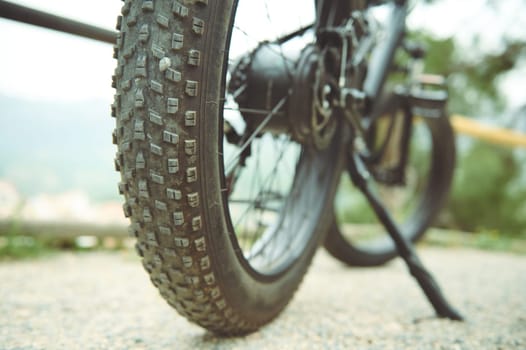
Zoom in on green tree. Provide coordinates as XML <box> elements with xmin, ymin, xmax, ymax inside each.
<box><xmin>410</xmin><ymin>31</ymin><xmax>526</xmax><ymax>116</ymax></box>
<box><xmin>448</xmin><ymin>142</ymin><xmax>526</xmax><ymax>236</ymax></box>
<box><xmin>407</xmin><ymin>18</ymin><xmax>526</xmax><ymax>236</ymax></box>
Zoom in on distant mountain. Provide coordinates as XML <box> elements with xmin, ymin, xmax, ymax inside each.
<box><xmin>0</xmin><ymin>94</ymin><xmax>120</xmax><ymax>201</ymax></box>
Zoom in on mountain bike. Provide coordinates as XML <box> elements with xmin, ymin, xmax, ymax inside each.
<box><xmin>112</xmin><ymin>0</ymin><xmax>459</xmax><ymax>335</ymax></box>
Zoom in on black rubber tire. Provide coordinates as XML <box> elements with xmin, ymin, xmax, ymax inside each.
<box><xmin>112</xmin><ymin>0</ymin><xmax>343</xmax><ymax>334</ymax></box>
<box><xmin>324</xmin><ymin>103</ymin><xmax>456</xmax><ymax>267</ymax></box>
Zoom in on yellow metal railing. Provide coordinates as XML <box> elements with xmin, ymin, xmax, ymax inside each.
<box><xmin>450</xmin><ymin>114</ymin><xmax>526</xmax><ymax>148</ymax></box>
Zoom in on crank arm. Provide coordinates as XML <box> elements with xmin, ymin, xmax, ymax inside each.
<box><xmin>347</xmin><ymin>153</ymin><xmax>463</xmax><ymax>321</ymax></box>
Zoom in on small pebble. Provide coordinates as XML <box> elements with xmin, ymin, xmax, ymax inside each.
<box><xmin>159</xmin><ymin>57</ymin><xmax>171</xmax><ymax>72</ymax></box>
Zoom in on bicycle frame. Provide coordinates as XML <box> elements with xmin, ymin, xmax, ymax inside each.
<box><xmin>363</xmin><ymin>0</ymin><xmax>408</xmax><ymax>106</ymax></box>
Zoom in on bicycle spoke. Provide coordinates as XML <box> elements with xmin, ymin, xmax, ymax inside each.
<box><xmin>232</xmin><ymin>136</ymin><xmax>296</xmax><ymax>230</ymax></box>
<box><xmin>221</xmin><ymin>0</ymin><xmax>336</xmax><ymax>274</ymax></box>
<box><xmin>230</xmin><ymin>83</ymin><xmax>247</xmax><ymax>99</ymax></box>
<box><xmin>224</xmin><ymin>95</ymin><xmax>289</xmax><ymax>174</ymax></box>
<box><xmin>229</xmin><ymin>196</ymin><xmax>283</xmax><ymax>209</ymax></box>
<box><xmin>224</xmin><ymin>107</ymin><xmax>285</xmax><ymax>116</ymax></box>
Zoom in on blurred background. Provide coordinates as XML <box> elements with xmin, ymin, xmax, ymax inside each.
<box><xmin>0</xmin><ymin>0</ymin><xmax>123</xmax><ymax>230</ymax></box>
<box><xmin>0</xmin><ymin>0</ymin><xmax>525</xmax><ymax>256</ymax></box>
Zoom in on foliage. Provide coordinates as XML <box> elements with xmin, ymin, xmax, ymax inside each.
<box><xmin>406</xmin><ymin>27</ymin><xmax>526</xmax><ymax>237</ymax></box>
<box><xmin>335</xmin><ymin>175</ymin><xmax>377</xmax><ymax>224</ymax></box>
<box><xmin>408</xmin><ymin>31</ymin><xmax>526</xmax><ymax>116</ymax></box>
<box><xmin>445</xmin><ymin>142</ymin><xmax>526</xmax><ymax>236</ymax></box>
<box><xmin>0</xmin><ymin>220</ymin><xmax>128</xmax><ymax>260</ymax></box>
<box><xmin>422</xmin><ymin>228</ymin><xmax>526</xmax><ymax>255</ymax></box>
<box><xmin>0</xmin><ymin>221</ymin><xmax>52</xmax><ymax>260</ymax></box>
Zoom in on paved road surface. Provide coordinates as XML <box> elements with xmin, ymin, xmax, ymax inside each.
<box><xmin>1</xmin><ymin>247</ymin><xmax>525</xmax><ymax>349</ymax></box>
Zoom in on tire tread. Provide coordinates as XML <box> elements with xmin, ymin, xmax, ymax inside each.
<box><xmin>114</xmin><ymin>0</ymin><xmax>252</xmax><ymax>334</ymax></box>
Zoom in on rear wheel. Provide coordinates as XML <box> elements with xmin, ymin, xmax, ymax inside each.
<box><xmin>113</xmin><ymin>0</ymin><xmax>344</xmax><ymax>334</ymax></box>
<box><xmin>325</xmin><ymin>94</ymin><xmax>456</xmax><ymax>266</ymax></box>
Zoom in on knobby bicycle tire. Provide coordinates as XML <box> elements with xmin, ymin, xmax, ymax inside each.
<box><xmin>112</xmin><ymin>0</ymin><xmax>344</xmax><ymax>334</ymax></box>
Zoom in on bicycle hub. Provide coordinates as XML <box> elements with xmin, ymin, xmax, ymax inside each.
<box><xmin>228</xmin><ymin>41</ymin><xmax>338</xmax><ymax>149</ymax></box>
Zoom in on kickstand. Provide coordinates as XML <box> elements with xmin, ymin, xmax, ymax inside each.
<box><xmin>347</xmin><ymin>153</ymin><xmax>463</xmax><ymax>321</ymax></box>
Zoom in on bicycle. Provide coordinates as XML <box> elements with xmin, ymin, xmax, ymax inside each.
<box><xmin>112</xmin><ymin>0</ymin><xmax>460</xmax><ymax>334</ymax></box>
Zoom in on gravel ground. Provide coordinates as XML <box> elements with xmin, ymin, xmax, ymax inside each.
<box><xmin>0</xmin><ymin>247</ymin><xmax>525</xmax><ymax>350</ymax></box>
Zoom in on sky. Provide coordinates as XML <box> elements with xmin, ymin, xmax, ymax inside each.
<box><xmin>409</xmin><ymin>0</ymin><xmax>526</xmax><ymax>51</ymax></box>
<box><xmin>0</xmin><ymin>1</ymin><xmax>123</xmax><ymax>203</ymax></box>
<box><xmin>0</xmin><ymin>0</ymin><xmax>524</xmax><ymax>107</ymax></box>
<box><xmin>0</xmin><ymin>0</ymin><xmax>121</xmax><ymax>102</ymax></box>
<box><xmin>0</xmin><ymin>0</ymin><xmax>525</xmax><ymax>103</ymax></box>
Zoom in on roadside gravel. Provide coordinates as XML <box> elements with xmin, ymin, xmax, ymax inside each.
<box><xmin>0</xmin><ymin>247</ymin><xmax>524</xmax><ymax>349</ymax></box>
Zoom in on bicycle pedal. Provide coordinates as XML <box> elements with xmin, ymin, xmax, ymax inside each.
<box><xmin>395</xmin><ymin>83</ymin><xmax>448</xmax><ymax>119</ymax></box>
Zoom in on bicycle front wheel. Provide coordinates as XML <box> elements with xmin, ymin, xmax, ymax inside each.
<box><xmin>113</xmin><ymin>0</ymin><xmax>344</xmax><ymax>334</ymax></box>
